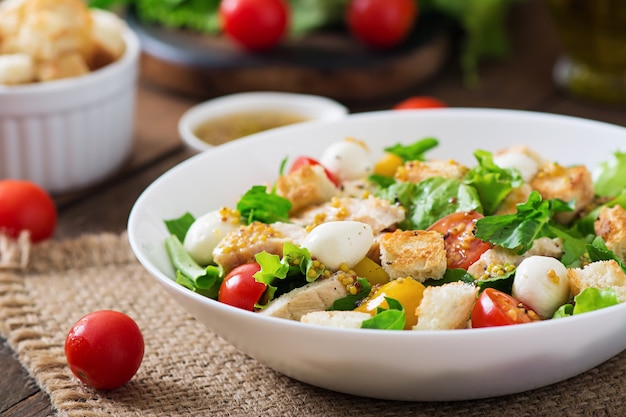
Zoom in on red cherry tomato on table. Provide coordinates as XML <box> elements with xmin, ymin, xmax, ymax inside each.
<box><xmin>427</xmin><ymin>211</ymin><xmax>491</xmax><ymax>271</ymax></box>
<box><xmin>218</xmin><ymin>262</ymin><xmax>266</xmax><ymax>311</ymax></box>
<box><xmin>65</xmin><ymin>310</ymin><xmax>144</xmax><ymax>390</ymax></box>
<box><xmin>346</xmin><ymin>0</ymin><xmax>418</xmax><ymax>49</ymax></box>
<box><xmin>393</xmin><ymin>96</ymin><xmax>447</xmax><ymax>110</ymax></box>
<box><xmin>289</xmin><ymin>156</ymin><xmax>341</xmax><ymax>187</ymax></box>
<box><xmin>472</xmin><ymin>288</ymin><xmax>539</xmax><ymax>328</ymax></box>
<box><xmin>219</xmin><ymin>0</ymin><xmax>289</xmax><ymax>51</ymax></box>
<box><xmin>0</xmin><ymin>180</ymin><xmax>57</xmax><ymax>242</ymax></box>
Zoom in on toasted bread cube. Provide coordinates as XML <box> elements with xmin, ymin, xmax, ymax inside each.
<box><xmin>300</xmin><ymin>311</ymin><xmax>371</xmax><ymax>329</ymax></box>
<box><xmin>413</xmin><ymin>282</ymin><xmax>478</xmax><ymax>330</ymax></box>
<box><xmin>35</xmin><ymin>51</ymin><xmax>88</xmax><ymax>81</ymax></box>
<box><xmin>275</xmin><ymin>164</ymin><xmax>339</xmax><ymax>214</ymax></box>
<box><xmin>379</xmin><ymin>230</ymin><xmax>446</xmax><ymax>282</ymax></box>
<box><xmin>594</xmin><ymin>205</ymin><xmax>626</xmax><ymax>263</ymax></box>
<box><xmin>567</xmin><ymin>260</ymin><xmax>626</xmax><ymax>302</ymax></box>
<box><xmin>530</xmin><ymin>163</ymin><xmax>594</xmax><ymax>224</ymax></box>
<box><xmin>0</xmin><ymin>53</ymin><xmax>34</xmax><ymax>84</ymax></box>
<box><xmin>394</xmin><ymin>159</ymin><xmax>469</xmax><ymax>183</ymax></box>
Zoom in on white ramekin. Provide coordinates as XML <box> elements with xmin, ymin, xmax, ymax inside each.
<box><xmin>0</xmin><ymin>28</ymin><xmax>140</xmax><ymax>194</ymax></box>
<box><xmin>178</xmin><ymin>92</ymin><xmax>349</xmax><ymax>152</ymax></box>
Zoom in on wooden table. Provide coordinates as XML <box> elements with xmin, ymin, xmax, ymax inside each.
<box><xmin>2</xmin><ymin>1</ymin><xmax>625</xmax><ymax>415</ymax></box>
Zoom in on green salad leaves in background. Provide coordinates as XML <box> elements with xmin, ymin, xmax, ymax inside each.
<box><xmin>89</xmin><ymin>0</ymin><xmax>520</xmax><ymax>83</ymax></box>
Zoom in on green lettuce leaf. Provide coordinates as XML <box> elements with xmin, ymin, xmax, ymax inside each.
<box><xmin>593</xmin><ymin>151</ymin><xmax>626</xmax><ymax>197</ymax></box>
<box><xmin>377</xmin><ymin>177</ymin><xmax>483</xmax><ymax>230</ymax></box>
<box><xmin>553</xmin><ymin>287</ymin><xmax>619</xmax><ymax>318</ymax></box>
<box><xmin>165</xmin><ymin>235</ymin><xmax>221</xmax><ymax>298</ymax></box>
<box><xmin>463</xmin><ymin>149</ymin><xmax>523</xmax><ymax>215</ymax></box>
<box><xmin>164</xmin><ymin>212</ymin><xmax>196</xmax><ymax>242</ymax></box>
<box><xmin>254</xmin><ymin>242</ymin><xmax>328</xmax><ymax>304</ymax></box>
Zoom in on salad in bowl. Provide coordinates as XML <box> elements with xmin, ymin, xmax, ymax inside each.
<box><xmin>128</xmin><ymin>109</ymin><xmax>626</xmax><ymax>401</ymax></box>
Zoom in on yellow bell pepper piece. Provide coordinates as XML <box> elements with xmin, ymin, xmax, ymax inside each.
<box><xmin>374</xmin><ymin>153</ymin><xmax>403</xmax><ymax>177</ymax></box>
<box><xmin>352</xmin><ymin>257</ymin><xmax>390</xmax><ymax>286</ymax></box>
<box><xmin>354</xmin><ymin>278</ymin><xmax>425</xmax><ymax>329</ymax></box>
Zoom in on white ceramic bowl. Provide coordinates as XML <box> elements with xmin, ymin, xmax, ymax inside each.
<box><xmin>129</xmin><ymin>109</ymin><xmax>626</xmax><ymax>401</ymax></box>
<box><xmin>178</xmin><ymin>91</ymin><xmax>348</xmax><ymax>152</ymax></box>
<box><xmin>0</xmin><ymin>28</ymin><xmax>140</xmax><ymax>194</ymax></box>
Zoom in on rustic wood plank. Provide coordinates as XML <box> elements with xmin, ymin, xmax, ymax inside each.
<box><xmin>0</xmin><ymin>339</ymin><xmax>40</xmax><ymax>414</ymax></box>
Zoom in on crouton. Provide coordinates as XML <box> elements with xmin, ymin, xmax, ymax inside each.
<box><xmin>275</xmin><ymin>164</ymin><xmax>339</xmax><ymax>214</ymax></box>
<box><xmin>0</xmin><ymin>53</ymin><xmax>33</xmax><ymax>84</ymax></box>
<box><xmin>379</xmin><ymin>230</ymin><xmax>447</xmax><ymax>282</ymax></box>
<box><xmin>300</xmin><ymin>311</ymin><xmax>370</xmax><ymax>329</ymax></box>
<box><xmin>413</xmin><ymin>282</ymin><xmax>478</xmax><ymax>330</ymax></box>
<box><xmin>567</xmin><ymin>260</ymin><xmax>626</xmax><ymax>302</ymax></box>
<box><xmin>530</xmin><ymin>162</ymin><xmax>594</xmax><ymax>224</ymax></box>
<box><xmin>594</xmin><ymin>205</ymin><xmax>626</xmax><ymax>263</ymax></box>
<box><xmin>259</xmin><ymin>274</ymin><xmax>349</xmax><ymax>321</ymax></box>
<box><xmin>394</xmin><ymin>159</ymin><xmax>469</xmax><ymax>183</ymax></box>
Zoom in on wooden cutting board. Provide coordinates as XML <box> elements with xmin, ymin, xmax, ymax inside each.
<box><xmin>128</xmin><ymin>13</ymin><xmax>451</xmax><ymax>104</ymax></box>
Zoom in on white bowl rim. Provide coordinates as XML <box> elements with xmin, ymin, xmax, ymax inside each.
<box><xmin>177</xmin><ymin>91</ymin><xmax>349</xmax><ymax>152</ymax></box>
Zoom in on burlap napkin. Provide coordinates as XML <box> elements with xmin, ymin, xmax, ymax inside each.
<box><xmin>1</xmin><ymin>233</ymin><xmax>626</xmax><ymax>417</ymax></box>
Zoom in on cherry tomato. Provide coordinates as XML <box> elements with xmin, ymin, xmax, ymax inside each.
<box><xmin>427</xmin><ymin>211</ymin><xmax>491</xmax><ymax>270</ymax></box>
<box><xmin>218</xmin><ymin>262</ymin><xmax>266</xmax><ymax>311</ymax></box>
<box><xmin>393</xmin><ymin>96</ymin><xmax>447</xmax><ymax>110</ymax></box>
<box><xmin>471</xmin><ymin>288</ymin><xmax>539</xmax><ymax>328</ymax></box>
<box><xmin>346</xmin><ymin>0</ymin><xmax>418</xmax><ymax>49</ymax></box>
<box><xmin>65</xmin><ymin>310</ymin><xmax>144</xmax><ymax>390</ymax></box>
<box><xmin>219</xmin><ymin>0</ymin><xmax>289</xmax><ymax>51</ymax></box>
<box><xmin>289</xmin><ymin>156</ymin><xmax>341</xmax><ymax>187</ymax></box>
<box><xmin>0</xmin><ymin>180</ymin><xmax>57</xmax><ymax>242</ymax></box>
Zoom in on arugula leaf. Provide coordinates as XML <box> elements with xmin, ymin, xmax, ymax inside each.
<box><xmin>463</xmin><ymin>149</ymin><xmax>523</xmax><ymax>215</ymax></box>
<box><xmin>553</xmin><ymin>287</ymin><xmax>619</xmax><ymax>318</ymax></box>
<box><xmin>593</xmin><ymin>151</ymin><xmax>626</xmax><ymax>197</ymax></box>
<box><xmin>383</xmin><ymin>137</ymin><xmax>439</xmax><ymax>162</ymax></box>
<box><xmin>329</xmin><ymin>277</ymin><xmax>372</xmax><ymax>311</ymax></box>
<box><xmin>361</xmin><ymin>297</ymin><xmax>406</xmax><ymax>330</ymax></box>
<box><xmin>165</xmin><ymin>235</ymin><xmax>221</xmax><ymax>298</ymax></box>
<box><xmin>475</xmin><ymin>191</ymin><xmax>572</xmax><ymax>254</ymax></box>
<box><xmin>164</xmin><ymin>212</ymin><xmax>196</xmax><ymax>242</ymax></box>
<box><xmin>377</xmin><ymin>177</ymin><xmax>482</xmax><ymax>230</ymax></box>
<box><xmin>237</xmin><ymin>185</ymin><xmax>292</xmax><ymax>225</ymax></box>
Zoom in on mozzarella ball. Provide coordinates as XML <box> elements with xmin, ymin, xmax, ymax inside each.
<box><xmin>493</xmin><ymin>152</ymin><xmax>539</xmax><ymax>182</ymax></box>
<box><xmin>183</xmin><ymin>209</ymin><xmax>239</xmax><ymax>266</ymax></box>
<box><xmin>320</xmin><ymin>140</ymin><xmax>373</xmax><ymax>181</ymax></box>
<box><xmin>512</xmin><ymin>256</ymin><xmax>570</xmax><ymax>319</ymax></box>
<box><xmin>301</xmin><ymin>221</ymin><xmax>374</xmax><ymax>270</ymax></box>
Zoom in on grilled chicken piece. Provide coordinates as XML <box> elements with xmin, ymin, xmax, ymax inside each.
<box><xmin>292</xmin><ymin>196</ymin><xmax>405</xmax><ymax>234</ymax></box>
<box><xmin>212</xmin><ymin>221</ymin><xmax>307</xmax><ymax>273</ymax></box>
<box><xmin>259</xmin><ymin>273</ymin><xmax>349</xmax><ymax>321</ymax></box>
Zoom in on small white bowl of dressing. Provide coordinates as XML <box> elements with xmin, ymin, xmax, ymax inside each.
<box><xmin>178</xmin><ymin>92</ymin><xmax>349</xmax><ymax>152</ymax></box>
